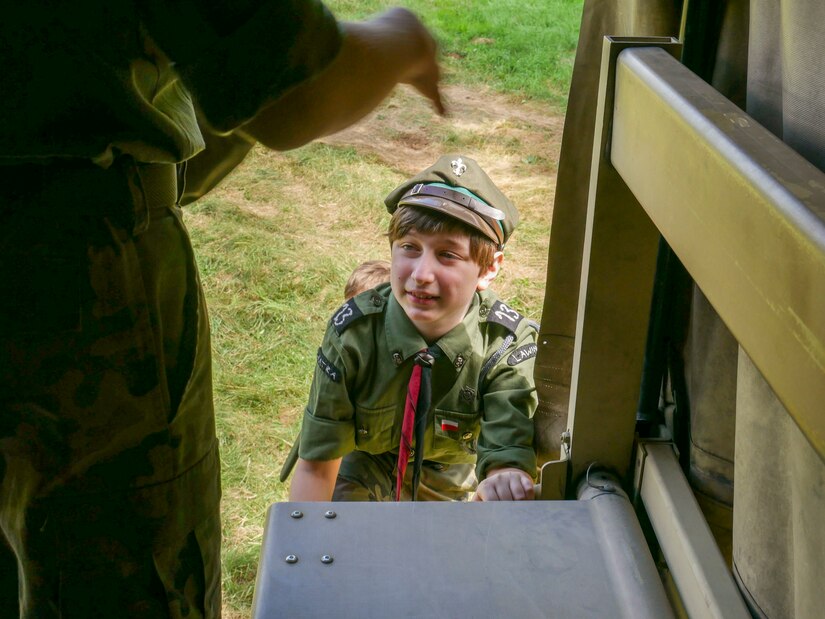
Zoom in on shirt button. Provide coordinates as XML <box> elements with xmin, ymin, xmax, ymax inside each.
<box><xmin>393</xmin><ymin>352</ymin><xmax>403</xmax><ymax>365</ymax></box>
<box><xmin>462</xmin><ymin>432</ymin><xmax>474</xmax><ymax>441</ymax></box>
<box><xmin>358</xmin><ymin>427</ymin><xmax>369</xmax><ymax>436</ymax></box>
<box><xmin>371</xmin><ymin>294</ymin><xmax>382</xmax><ymax>306</ymax></box>
<box><xmin>454</xmin><ymin>355</ymin><xmax>465</xmax><ymax>369</ymax></box>
<box><xmin>479</xmin><ymin>306</ymin><xmax>489</xmax><ymax>317</ymax></box>
<box><xmin>409</xmin><ymin>448</ymin><xmax>415</xmax><ymax>457</ymax></box>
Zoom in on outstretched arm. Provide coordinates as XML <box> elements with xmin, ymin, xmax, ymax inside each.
<box><xmin>241</xmin><ymin>7</ymin><xmax>444</xmax><ymax>151</ymax></box>
<box><xmin>289</xmin><ymin>456</ymin><xmax>343</xmax><ymax>501</ymax></box>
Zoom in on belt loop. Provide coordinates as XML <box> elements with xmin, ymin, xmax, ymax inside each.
<box><xmin>131</xmin><ymin>161</ymin><xmax>178</xmax><ymax>235</ymax></box>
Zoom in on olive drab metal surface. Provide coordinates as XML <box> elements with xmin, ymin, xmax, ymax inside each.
<box><xmin>536</xmin><ymin>1</ymin><xmax>825</xmax><ymax>617</ymax></box>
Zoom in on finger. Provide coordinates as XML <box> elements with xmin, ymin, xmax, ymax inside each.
<box><xmin>485</xmin><ymin>480</ymin><xmax>502</xmax><ymax>502</ymax></box>
<box><xmin>508</xmin><ymin>474</ymin><xmax>528</xmax><ymax>501</ymax></box>
<box><xmin>427</xmin><ymin>81</ymin><xmax>446</xmax><ymax>116</ymax></box>
<box><xmin>515</xmin><ymin>473</ymin><xmax>536</xmax><ymax>501</ymax></box>
<box><xmin>410</xmin><ymin>74</ymin><xmax>446</xmax><ymax>116</ymax></box>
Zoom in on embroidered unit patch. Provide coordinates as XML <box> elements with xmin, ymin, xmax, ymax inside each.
<box><xmin>507</xmin><ymin>343</ymin><xmax>538</xmax><ymax>366</ymax></box>
<box><xmin>317</xmin><ymin>348</ymin><xmax>342</xmax><ymax>382</ymax></box>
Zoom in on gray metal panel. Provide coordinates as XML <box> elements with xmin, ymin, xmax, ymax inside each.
<box><xmin>610</xmin><ymin>46</ymin><xmax>825</xmax><ymax>458</ymax></box>
<box><xmin>252</xmin><ymin>500</ymin><xmax>673</xmax><ymax>619</ymax></box>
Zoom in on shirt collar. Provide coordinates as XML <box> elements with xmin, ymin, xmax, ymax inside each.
<box><xmin>385</xmin><ymin>293</ymin><xmax>483</xmax><ymax>367</ymax></box>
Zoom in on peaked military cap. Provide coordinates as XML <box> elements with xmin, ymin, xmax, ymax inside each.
<box><xmin>384</xmin><ymin>154</ymin><xmax>519</xmax><ymax>247</ymax></box>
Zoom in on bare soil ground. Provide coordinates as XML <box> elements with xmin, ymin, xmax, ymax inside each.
<box><xmin>322</xmin><ymin>83</ymin><xmax>565</xmax><ymax>179</ymax></box>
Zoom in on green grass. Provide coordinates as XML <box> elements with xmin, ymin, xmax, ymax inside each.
<box><xmin>185</xmin><ymin>3</ymin><xmax>583</xmax><ymax>615</ymax></box>
<box><xmin>327</xmin><ymin>0</ymin><xmax>583</xmax><ymax>108</ymax></box>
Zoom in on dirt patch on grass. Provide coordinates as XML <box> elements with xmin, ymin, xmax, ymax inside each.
<box><xmin>321</xmin><ymin>83</ymin><xmax>564</xmax><ymax>183</ymax></box>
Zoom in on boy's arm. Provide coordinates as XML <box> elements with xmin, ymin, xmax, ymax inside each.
<box><xmin>472</xmin><ymin>466</ymin><xmax>535</xmax><ymax>501</ymax></box>
<box><xmin>475</xmin><ymin>321</ymin><xmax>539</xmax><ymax>498</ymax></box>
<box><xmin>289</xmin><ymin>457</ymin><xmax>342</xmax><ymax>501</ymax></box>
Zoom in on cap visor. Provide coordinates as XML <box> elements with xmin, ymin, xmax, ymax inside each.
<box><xmin>397</xmin><ymin>195</ymin><xmax>502</xmax><ymax>245</ymax></box>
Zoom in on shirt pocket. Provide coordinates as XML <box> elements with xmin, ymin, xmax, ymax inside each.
<box><xmin>353</xmin><ymin>404</ymin><xmax>396</xmax><ymax>453</ymax></box>
<box><xmin>433</xmin><ymin>410</ymin><xmax>481</xmax><ymax>456</ymax></box>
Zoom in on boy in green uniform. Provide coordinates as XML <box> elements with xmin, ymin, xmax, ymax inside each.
<box><xmin>289</xmin><ymin>155</ymin><xmax>538</xmax><ymax>502</ymax></box>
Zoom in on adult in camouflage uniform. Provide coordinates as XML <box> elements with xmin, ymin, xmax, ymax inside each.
<box><xmin>0</xmin><ymin>2</ymin><xmax>443</xmax><ymax>617</ymax></box>
<box><xmin>290</xmin><ymin>155</ymin><xmax>538</xmax><ymax>503</ymax></box>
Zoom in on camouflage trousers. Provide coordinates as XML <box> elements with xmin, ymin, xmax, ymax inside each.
<box><xmin>0</xmin><ymin>160</ymin><xmax>221</xmax><ymax>617</ymax></box>
<box><xmin>334</xmin><ymin>451</ymin><xmax>478</xmax><ymax>501</ymax></box>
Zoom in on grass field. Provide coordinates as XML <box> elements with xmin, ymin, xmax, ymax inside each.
<box><xmin>185</xmin><ymin>2</ymin><xmax>582</xmax><ymax>615</ymax></box>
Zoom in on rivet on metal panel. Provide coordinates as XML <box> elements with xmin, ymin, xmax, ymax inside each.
<box><xmin>290</xmin><ymin>510</ymin><xmax>303</xmax><ymax>519</ymax></box>
<box><xmin>285</xmin><ymin>554</ymin><xmax>298</xmax><ymax>564</ymax></box>
<box><xmin>321</xmin><ymin>555</ymin><xmax>334</xmax><ymax>564</ymax></box>
<box><xmin>324</xmin><ymin>510</ymin><xmax>337</xmax><ymax>519</ymax></box>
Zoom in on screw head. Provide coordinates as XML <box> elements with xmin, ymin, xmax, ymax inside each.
<box><xmin>324</xmin><ymin>510</ymin><xmax>337</xmax><ymax>519</ymax></box>
<box><xmin>321</xmin><ymin>555</ymin><xmax>334</xmax><ymax>564</ymax></box>
<box><xmin>290</xmin><ymin>510</ymin><xmax>303</xmax><ymax>519</ymax></box>
<box><xmin>285</xmin><ymin>554</ymin><xmax>298</xmax><ymax>564</ymax></box>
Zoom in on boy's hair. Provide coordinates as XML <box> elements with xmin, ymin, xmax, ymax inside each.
<box><xmin>387</xmin><ymin>206</ymin><xmax>497</xmax><ymax>271</ymax></box>
<box><xmin>344</xmin><ymin>260</ymin><xmax>391</xmax><ymax>300</ymax></box>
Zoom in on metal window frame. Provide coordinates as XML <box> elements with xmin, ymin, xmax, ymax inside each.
<box><xmin>568</xmin><ymin>37</ymin><xmax>825</xmax><ymax>480</ymax></box>
<box><xmin>567</xmin><ymin>35</ymin><xmax>825</xmax><ymax>617</ymax></box>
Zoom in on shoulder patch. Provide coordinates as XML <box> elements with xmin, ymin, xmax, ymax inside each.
<box><xmin>331</xmin><ymin>298</ymin><xmax>364</xmax><ymax>335</ymax></box>
<box><xmin>487</xmin><ymin>300</ymin><xmax>524</xmax><ymax>333</ymax></box>
<box><xmin>316</xmin><ymin>348</ymin><xmax>342</xmax><ymax>382</ymax></box>
<box><xmin>507</xmin><ymin>343</ymin><xmax>538</xmax><ymax>366</ymax></box>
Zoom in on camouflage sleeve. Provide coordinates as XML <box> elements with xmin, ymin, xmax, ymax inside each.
<box><xmin>140</xmin><ymin>0</ymin><xmax>343</xmax><ymax>132</ymax></box>
<box><xmin>475</xmin><ymin>323</ymin><xmax>538</xmax><ymax>480</ymax></box>
<box><xmin>298</xmin><ymin>323</ymin><xmax>357</xmax><ymax>461</ymax></box>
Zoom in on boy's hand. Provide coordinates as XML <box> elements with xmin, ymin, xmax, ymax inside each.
<box><xmin>472</xmin><ymin>467</ymin><xmax>534</xmax><ymax>501</ymax></box>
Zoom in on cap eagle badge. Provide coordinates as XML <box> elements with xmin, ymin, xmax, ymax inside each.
<box><xmin>450</xmin><ymin>157</ymin><xmax>467</xmax><ymax>177</ymax></box>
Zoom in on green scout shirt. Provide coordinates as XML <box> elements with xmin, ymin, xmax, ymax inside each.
<box><xmin>299</xmin><ymin>284</ymin><xmax>538</xmax><ymax>479</ymax></box>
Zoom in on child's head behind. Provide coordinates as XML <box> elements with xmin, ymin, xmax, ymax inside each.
<box><xmin>344</xmin><ymin>260</ymin><xmax>391</xmax><ymax>300</ymax></box>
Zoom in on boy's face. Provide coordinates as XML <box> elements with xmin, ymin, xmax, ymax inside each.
<box><xmin>391</xmin><ymin>228</ymin><xmax>501</xmax><ymax>343</ymax></box>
